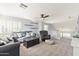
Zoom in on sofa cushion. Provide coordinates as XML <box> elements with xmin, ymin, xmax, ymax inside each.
<box><xmin>25</xmin><ymin>33</ymin><xmax>31</xmax><ymax>37</ymax></box>
<box><xmin>0</xmin><ymin>37</ymin><xmax>10</xmax><ymax>44</ymax></box>
<box><xmin>17</xmin><ymin>33</ymin><xmax>22</xmax><ymax>38</ymax></box>
<box><xmin>30</xmin><ymin>32</ymin><xmax>36</xmax><ymax>37</ymax></box>
<box><xmin>12</xmin><ymin>37</ymin><xmax>18</xmax><ymax>42</ymax></box>
<box><xmin>21</xmin><ymin>32</ymin><xmax>26</xmax><ymax>37</ymax></box>
<box><xmin>0</xmin><ymin>40</ymin><xmax>7</xmax><ymax>45</ymax></box>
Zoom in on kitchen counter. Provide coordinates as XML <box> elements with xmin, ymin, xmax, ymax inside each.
<box><xmin>71</xmin><ymin>37</ymin><xmax>79</xmax><ymax>56</ymax></box>
<box><xmin>71</xmin><ymin>37</ymin><xmax>79</xmax><ymax>47</ymax></box>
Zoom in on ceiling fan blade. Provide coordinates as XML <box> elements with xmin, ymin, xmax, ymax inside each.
<box><xmin>45</xmin><ymin>15</ymin><xmax>49</xmax><ymax>18</ymax></box>
<box><xmin>20</xmin><ymin>3</ymin><xmax>28</xmax><ymax>8</ymax></box>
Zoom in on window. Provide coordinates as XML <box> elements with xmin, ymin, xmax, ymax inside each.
<box><xmin>0</xmin><ymin>19</ymin><xmax>22</xmax><ymax>34</ymax></box>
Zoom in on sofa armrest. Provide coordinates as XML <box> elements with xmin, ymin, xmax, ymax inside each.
<box><xmin>0</xmin><ymin>42</ymin><xmax>20</xmax><ymax>52</ymax></box>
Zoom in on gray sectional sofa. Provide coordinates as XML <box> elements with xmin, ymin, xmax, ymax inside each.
<box><xmin>0</xmin><ymin>42</ymin><xmax>20</xmax><ymax>56</ymax></box>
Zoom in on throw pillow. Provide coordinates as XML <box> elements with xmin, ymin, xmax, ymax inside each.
<box><xmin>0</xmin><ymin>36</ymin><xmax>10</xmax><ymax>43</ymax></box>
<box><xmin>25</xmin><ymin>33</ymin><xmax>31</xmax><ymax>37</ymax></box>
<box><xmin>17</xmin><ymin>33</ymin><xmax>22</xmax><ymax>38</ymax></box>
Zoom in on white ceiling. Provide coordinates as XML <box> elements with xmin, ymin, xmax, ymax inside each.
<box><xmin>0</xmin><ymin>3</ymin><xmax>79</xmax><ymax>32</ymax></box>
<box><xmin>0</xmin><ymin>3</ymin><xmax>78</xmax><ymax>21</ymax></box>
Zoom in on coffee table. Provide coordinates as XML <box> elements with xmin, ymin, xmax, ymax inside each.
<box><xmin>23</xmin><ymin>37</ymin><xmax>40</xmax><ymax>48</ymax></box>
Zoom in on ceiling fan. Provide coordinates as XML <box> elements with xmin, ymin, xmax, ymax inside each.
<box><xmin>33</xmin><ymin>14</ymin><xmax>50</xmax><ymax>22</ymax></box>
<box><xmin>41</xmin><ymin>14</ymin><xmax>49</xmax><ymax>19</ymax></box>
